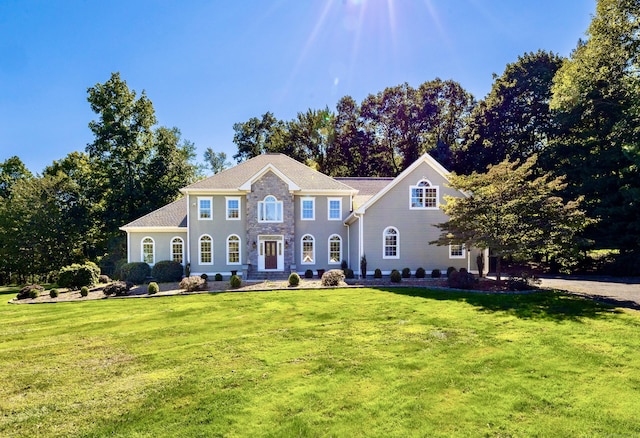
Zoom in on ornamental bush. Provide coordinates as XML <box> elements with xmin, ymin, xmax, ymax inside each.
<box><xmin>214</xmin><ymin>273</ymin><xmax>223</xmax><ymax>281</ymax></box>
<box><xmin>17</xmin><ymin>284</ymin><xmax>43</xmax><ymax>300</ymax></box>
<box><xmin>120</xmin><ymin>262</ymin><xmax>151</xmax><ymax>285</ymax></box>
<box><xmin>448</xmin><ymin>270</ymin><xmax>476</xmax><ymax>289</ymax></box>
<box><xmin>390</xmin><ymin>269</ymin><xmax>402</xmax><ymax>283</ymax></box>
<box><xmin>179</xmin><ymin>276</ymin><xmax>205</xmax><ymax>292</ymax></box>
<box><xmin>80</xmin><ymin>286</ymin><xmax>89</xmax><ymax>297</ymax></box>
<box><xmin>344</xmin><ymin>268</ymin><xmax>355</xmax><ymax>279</ymax></box>
<box><xmin>151</xmin><ymin>260</ymin><xmax>183</xmax><ymax>282</ymax></box>
<box><xmin>304</xmin><ymin>269</ymin><xmax>313</xmax><ymax>279</ymax></box>
<box><xmin>229</xmin><ymin>275</ymin><xmax>241</xmax><ymax>289</ymax></box>
<box><xmin>98</xmin><ymin>275</ymin><xmax>111</xmax><ymax>284</ymax></box>
<box><xmin>49</xmin><ymin>289</ymin><xmax>59</xmax><ymax>298</ymax></box>
<box><xmin>288</xmin><ymin>273</ymin><xmax>300</xmax><ymax>287</ymax></box>
<box><xmin>374</xmin><ymin>268</ymin><xmax>382</xmax><ymax>279</ymax></box>
<box><xmin>415</xmin><ymin>267</ymin><xmax>426</xmax><ymax>278</ymax></box>
<box><xmin>200</xmin><ymin>273</ymin><xmax>209</xmax><ymax>281</ymax></box>
<box><xmin>401</xmin><ymin>268</ymin><xmax>411</xmax><ymax>278</ymax></box>
<box><xmin>103</xmin><ymin>281</ymin><xmax>132</xmax><ymax>296</ymax></box>
<box><xmin>446</xmin><ymin>266</ymin><xmax>457</xmax><ymax>278</ymax></box>
<box><xmin>58</xmin><ymin>262</ymin><xmax>100</xmax><ymax>290</ymax></box>
<box><xmin>431</xmin><ymin>269</ymin><xmax>442</xmax><ymax>278</ymax></box>
<box><xmin>147</xmin><ymin>281</ymin><xmax>160</xmax><ymax>294</ymax></box>
<box><xmin>321</xmin><ymin>269</ymin><xmax>345</xmax><ymax>287</ymax></box>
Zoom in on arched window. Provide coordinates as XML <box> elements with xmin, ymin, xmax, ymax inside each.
<box><xmin>142</xmin><ymin>237</ymin><xmax>155</xmax><ymax>265</ymax></box>
<box><xmin>328</xmin><ymin>234</ymin><xmax>342</xmax><ymax>264</ymax></box>
<box><xmin>171</xmin><ymin>237</ymin><xmax>184</xmax><ymax>264</ymax></box>
<box><xmin>383</xmin><ymin>227</ymin><xmax>399</xmax><ymax>259</ymax></box>
<box><xmin>227</xmin><ymin>235</ymin><xmax>241</xmax><ymax>265</ymax></box>
<box><xmin>301</xmin><ymin>234</ymin><xmax>315</xmax><ymax>264</ymax></box>
<box><xmin>258</xmin><ymin>195</ymin><xmax>283</xmax><ymax>222</ymax></box>
<box><xmin>410</xmin><ymin>179</ymin><xmax>439</xmax><ymax>209</ymax></box>
<box><xmin>199</xmin><ymin>235</ymin><xmax>213</xmax><ymax>265</ymax></box>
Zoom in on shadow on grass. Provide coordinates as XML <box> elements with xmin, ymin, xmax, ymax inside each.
<box><xmin>375</xmin><ymin>287</ymin><xmax>626</xmax><ymax>322</ymax></box>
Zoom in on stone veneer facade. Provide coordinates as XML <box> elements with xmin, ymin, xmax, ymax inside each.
<box><xmin>246</xmin><ymin>171</ymin><xmax>295</xmax><ymax>273</ymax></box>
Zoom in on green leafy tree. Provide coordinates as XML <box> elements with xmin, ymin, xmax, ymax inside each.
<box><xmin>203</xmin><ymin>148</ymin><xmax>230</xmax><ymax>174</ymax></box>
<box><xmin>547</xmin><ymin>0</ymin><xmax>640</xmax><ymax>253</ymax></box>
<box><xmin>432</xmin><ymin>156</ymin><xmax>593</xmax><ymax>279</ymax></box>
<box><xmin>232</xmin><ymin>112</ymin><xmax>284</xmax><ymax>162</ymax></box>
<box><xmin>0</xmin><ymin>156</ymin><xmax>32</xmax><ymax>199</ymax></box>
<box><xmin>286</xmin><ymin>107</ymin><xmax>334</xmax><ymax>171</ymax></box>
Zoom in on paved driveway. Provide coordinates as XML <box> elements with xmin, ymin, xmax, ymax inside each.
<box><xmin>539</xmin><ymin>275</ymin><xmax>640</xmax><ymax>308</ymax></box>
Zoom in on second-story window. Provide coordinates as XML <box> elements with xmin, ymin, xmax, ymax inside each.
<box><xmin>258</xmin><ymin>195</ymin><xmax>283</xmax><ymax>222</ymax></box>
<box><xmin>226</xmin><ymin>197</ymin><xmax>241</xmax><ymax>220</ymax></box>
<box><xmin>301</xmin><ymin>198</ymin><xmax>315</xmax><ymax>220</ymax></box>
<box><xmin>328</xmin><ymin>198</ymin><xmax>342</xmax><ymax>220</ymax></box>
<box><xmin>198</xmin><ymin>197</ymin><xmax>212</xmax><ymax>220</ymax></box>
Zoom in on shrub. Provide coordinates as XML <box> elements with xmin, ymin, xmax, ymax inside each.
<box><xmin>341</xmin><ymin>260</ymin><xmax>348</xmax><ymax>271</ymax></box>
<box><xmin>229</xmin><ymin>275</ymin><xmax>241</xmax><ymax>289</ymax></box>
<box><xmin>151</xmin><ymin>260</ymin><xmax>184</xmax><ymax>282</ymax></box>
<box><xmin>288</xmin><ymin>273</ymin><xmax>300</xmax><ymax>287</ymax></box>
<box><xmin>17</xmin><ymin>284</ymin><xmax>44</xmax><ymax>300</ymax></box>
<box><xmin>344</xmin><ymin>268</ymin><xmax>355</xmax><ymax>279</ymax></box>
<box><xmin>321</xmin><ymin>269</ymin><xmax>345</xmax><ymax>287</ymax></box>
<box><xmin>58</xmin><ymin>262</ymin><xmax>100</xmax><ymax>290</ymax></box>
<box><xmin>304</xmin><ymin>269</ymin><xmax>313</xmax><ymax>279</ymax></box>
<box><xmin>201</xmin><ymin>273</ymin><xmax>209</xmax><ymax>281</ymax></box>
<box><xmin>98</xmin><ymin>275</ymin><xmax>111</xmax><ymax>284</ymax></box>
<box><xmin>120</xmin><ymin>262</ymin><xmax>151</xmax><ymax>285</ymax></box>
<box><xmin>179</xmin><ymin>276</ymin><xmax>206</xmax><ymax>292</ymax></box>
<box><xmin>374</xmin><ymin>268</ymin><xmax>382</xmax><ymax>279</ymax></box>
<box><xmin>431</xmin><ymin>269</ymin><xmax>441</xmax><ymax>278</ymax></box>
<box><xmin>390</xmin><ymin>269</ymin><xmax>402</xmax><ymax>283</ymax></box>
<box><xmin>448</xmin><ymin>270</ymin><xmax>476</xmax><ymax>289</ymax></box>
<box><xmin>446</xmin><ymin>266</ymin><xmax>457</xmax><ymax>278</ymax></box>
<box><xmin>103</xmin><ymin>281</ymin><xmax>132</xmax><ymax>296</ymax></box>
<box><xmin>415</xmin><ymin>267</ymin><xmax>426</xmax><ymax>278</ymax></box>
<box><xmin>80</xmin><ymin>286</ymin><xmax>89</xmax><ymax>297</ymax></box>
<box><xmin>507</xmin><ymin>272</ymin><xmax>542</xmax><ymax>291</ymax></box>
<box><xmin>147</xmin><ymin>281</ymin><xmax>160</xmax><ymax>294</ymax></box>
<box><xmin>214</xmin><ymin>273</ymin><xmax>223</xmax><ymax>281</ymax></box>
<box><xmin>401</xmin><ymin>268</ymin><xmax>411</xmax><ymax>278</ymax></box>
<box><xmin>49</xmin><ymin>289</ymin><xmax>59</xmax><ymax>298</ymax></box>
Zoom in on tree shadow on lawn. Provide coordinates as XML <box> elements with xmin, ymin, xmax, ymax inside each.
<box><xmin>375</xmin><ymin>287</ymin><xmax>627</xmax><ymax>322</ymax></box>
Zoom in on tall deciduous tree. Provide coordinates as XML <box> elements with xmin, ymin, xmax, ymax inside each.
<box><xmin>432</xmin><ymin>156</ymin><xmax>593</xmax><ymax>279</ymax></box>
<box><xmin>232</xmin><ymin>112</ymin><xmax>284</xmax><ymax>162</ymax></box>
<box><xmin>547</xmin><ymin>0</ymin><xmax>640</xmax><ymax>254</ymax></box>
<box><xmin>0</xmin><ymin>156</ymin><xmax>32</xmax><ymax>199</ymax></box>
<box><xmin>203</xmin><ymin>148</ymin><xmax>230</xmax><ymax>174</ymax></box>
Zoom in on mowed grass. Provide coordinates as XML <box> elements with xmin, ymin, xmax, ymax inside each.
<box><xmin>2</xmin><ymin>287</ymin><xmax>640</xmax><ymax>437</ymax></box>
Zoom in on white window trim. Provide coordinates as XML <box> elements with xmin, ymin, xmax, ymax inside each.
<box><xmin>382</xmin><ymin>227</ymin><xmax>400</xmax><ymax>260</ymax></box>
<box><xmin>198</xmin><ymin>196</ymin><xmax>213</xmax><ymax>220</ymax></box>
<box><xmin>301</xmin><ymin>197</ymin><xmax>315</xmax><ymax>221</ymax></box>
<box><xmin>409</xmin><ymin>179</ymin><xmax>439</xmax><ymax>210</ymax></box>
<box><xmin>449</xmin><ymin>243</ymin><xmax>466</xmax><ymax>259</ymax></box>
<box><xmin>199</xmin><ymin>234</ymin><xmax>214</xmax><ymax>265</ymax></box>
<box><xmin>328</xmin><ymin>234</ymin><xmax>342</xmax><ymax>264</ymax></box>
<box><xmin>226</xmin><ymin>234</ymin><xmax>241</xmax><ymax>265</ymax></box>
<box><xmin>258</xmin><ymin>195</ymin><xmax>283</xmax><ymax>223</ymax></box>
<box><xmin>225</xmin><ymin>196</ymin><xmax>241</xmax><ymax>221</ymax></box>
<box><xmin>328</xmin><ymin>197</ymin><xmax>342</xmax><ymax>221</ymax></box>
<box><xmin>300</xmin><ymin>234</ymin><xmax>315</xmax><ymax>265</ymax></box>
<box><xmin>141</xmin><ymin>236</ymin><xmax>155</xmax><ymax>265</ymax></box>
<box><xmin>170</xmin><ymin>236</ymin><xmax>184</xmax><ymax>264</ymax></box>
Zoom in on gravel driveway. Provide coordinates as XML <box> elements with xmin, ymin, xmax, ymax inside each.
<box><xmin>539</xmin><ymin>275</ymin><xmax>640</xmax><ymax>308</ymax></box>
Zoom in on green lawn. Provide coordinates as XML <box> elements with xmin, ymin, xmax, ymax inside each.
<box><xmin>1</xmin><ymin>287</ymin><xmax>640</xmax><ymax>437</ymax></box>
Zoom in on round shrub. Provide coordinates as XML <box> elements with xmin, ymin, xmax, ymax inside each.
<box><xmin>17</xmin><ymin>284</ymin><xmax>44</xmax><ymax>300</ymax></box>
<box><xmin>304</xmin><ymin>269</ymin><xmax>314</xmax><ymax>279</ymax></box>
<box><xmin>49</xmin><ymin>289</ymin><xmax>59</xmax><ymax>298</ymax></box>
<box><xmin>431</xmin><ymin>269</ymin><xmax>442</xmax><ymax>278</ymax></box>
<box><xmin>147</xmin><ymin>281</ymin><xmax>159</xmax><ymax>294</ymax></box>
<box><xmin>374</xmin><ymin>268</ymin><xmax>382</xmax><ymax>279</ymax></box>
<box><xmin>98</xmin><ymin>274</ymin><xmax>111</xmax><ymax>284</ymax></box>
<box><xmin>401</xmin><ymin>268</ymin><xmax>411</xmax><ymax>278</ymax></box>
<box><xmin>120</xmin><ymin>262</ymin><xmax>151</xmax><ymax>285</ymax></box>
<box><xmin>229</xmin><ymin>275</ymin><xmax>241</xmax><ymax>289</ymax></box>
<box><xmin>151</xmin><ymin>260</ymin><xmax>184</xmax><ymax>282</ymax></box>
<box><xmin>103</xmin><ymin>281</ymin><xmax>132</xmax><ymax>296</ymax></box>
<box><xmin>390</xmin><ymin>269</ymin><xmax>402</xmax><ymax>283</ymax></box>
<box><xmin>415</xmin><ymin>267</ymin><xmax>426</xmax><ymax>278</ymax></box>
<box><xmin>448</xmin><ymin>270</ymin><xmax>475</xmax><ymax>289</ymax></box>
<box><xmin>344</xmin><ymin>268</ymin><xmax>355</xmax><ymax>279</ymax></box>
<box><xmin>58</xmin><ymin>262</ymin><xmax>100</xmax><ymax>289</ymax></box>
<box><xmin>446</xmin><ymin>266</ymin><xmax>457</xmax><ymax>278</ymax></box>
<box><xmin>214</xmin><ymin>273</ymin><xmax>223</xmax><ymax>281</ymax></box>
<box><xmin>179</xmin><ymin>276</ymin><xmax>205</xmax><ymax>292</ymax></box>
<box><xmin>200</xmin><ymin>273</ymin><xmax>209</xmax><ymax>281</ymax></box>
<box><xmin>288</xmin><ymin>273</ymin><xmax>300</xmax><ymax>287</ymax></box>
<box><xmin>321</xmin><ymin>269</ymin><xmax>345</xmax><ymax>287</ymax></box>
<box><xmin>80</xmin><ymin>286</ymin><xmax>89</xmax><ymax>297</ymax></box>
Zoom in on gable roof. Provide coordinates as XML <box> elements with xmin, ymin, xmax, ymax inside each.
<box><xmin>344</xmin><ymin>153</ymin><xmax>452</xmax><ymax>224</ymax></box>
<box><xmin>120</xmin><ymin>197</ymin><xmax>187</xmax><ymax>230</ymax></box>
<box><xmin>182</xmin><ymin>153</ymin><xmax>357</xmax><ymax>194</ymax></box>
<box><xmin>335</xmin><ymin>177</ymin><xmax>393</xmax><ymax>209</ymax></box>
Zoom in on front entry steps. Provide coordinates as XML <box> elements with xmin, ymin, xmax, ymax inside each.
<box><xmin>247</xmin><ymin>271</ymin><xmax>291</xmax><ymax>281</ymax></box>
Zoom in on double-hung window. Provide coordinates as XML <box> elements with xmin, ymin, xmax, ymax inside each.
<box><xmin>328</xmin><ymin>198</ymin><xmax>342</xmax><ymax>220</ymax></box>
<box><xmin>301</xmin><ymin>198</ymin><xmax>315</xmax><ymax>220</ymax></box>
<box><xmin>226</xmin><ymin>197</ymin><xmax>241</xmax><ymax>220</ymax></box>
<box><xmin>198</xmin><ymin>197</ymin><xmax>213</xmax><ymax>220</ymax></box>
<box><xmin>449</xmin><ymin>244</ymin><xmax>466</xmax><ymax>259</ymax></box>
<box><xmin>410</xmin><ymin>180</ymin><xmax>438</xmax><ymax>209</ymax></box>
<box><xmin>258</xmin><ymin>196</ymin><xmax>283</xmax><ymax>222</ymax></box>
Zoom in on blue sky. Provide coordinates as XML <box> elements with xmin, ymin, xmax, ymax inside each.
<box><xmin>1</xmin><ymin>0</ymin><xmax>595</xmax><ymax>174</ymax></box>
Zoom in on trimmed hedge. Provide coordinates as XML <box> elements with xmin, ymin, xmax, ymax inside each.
<box><xmin>304</xmin><ymin>269</ymin><xmax>314</xmax><ymax>279</ymax></box>
<box><xmin>229</xmin><ymin>275</ymin><xmax>242</xmax><ymax>289</ymax></box>
<box><xmin>374</xmin><ymin>268</ymin><xmax>382</xmax><ymax>279</ymax></box>
<box><xmin>151</xmin><ymin>260</ymin><xmax>183</xmax><ymax>282</ymax></box>
<box><xmin>415</xmin><ymin>267</ymin><xmax>426</xmax><ymax>278</ymax></box>
<box><xmin>120</xmin><ymin>262</ymin><xmax>151</xmax><ymax>285</ymax></box>
<box><xmin>431</xmin><ymin>269</ymin><xmax>442</xmax><ymax>278</ymax></box>
<box><xmin>57</xmin><ymin>262</ymin><xmax>100</xmax><ymax>290</ymax></box>
<box><xmin>390</xmin><ymin>269</ymin><xmax>402</xmax><ymax>283</ymax></box>
<box><xmin>147</xmin><ymin>282</ymin><xmax>160</xmax><ymax>294</ymax></box>
<box><xmin>288</xmin><ymin>273</ymin><xmax>300</xmax><ymax>287</ymax></box>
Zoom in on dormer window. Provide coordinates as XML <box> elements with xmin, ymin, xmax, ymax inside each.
<box><xmin>258</xmin><ymin>195</ymin><xmax>283</xmax><ymax>222</ymax></box>
<box><xmin>410</xmin><ymin>179</ymin><xmax>438</xmax><ymax>209</ymax></box>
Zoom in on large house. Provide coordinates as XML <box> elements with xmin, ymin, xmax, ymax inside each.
<box><xmin>120</xmin><ymin>153</ymin><xmax>485</xmax><ymax>279</ymax></box>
